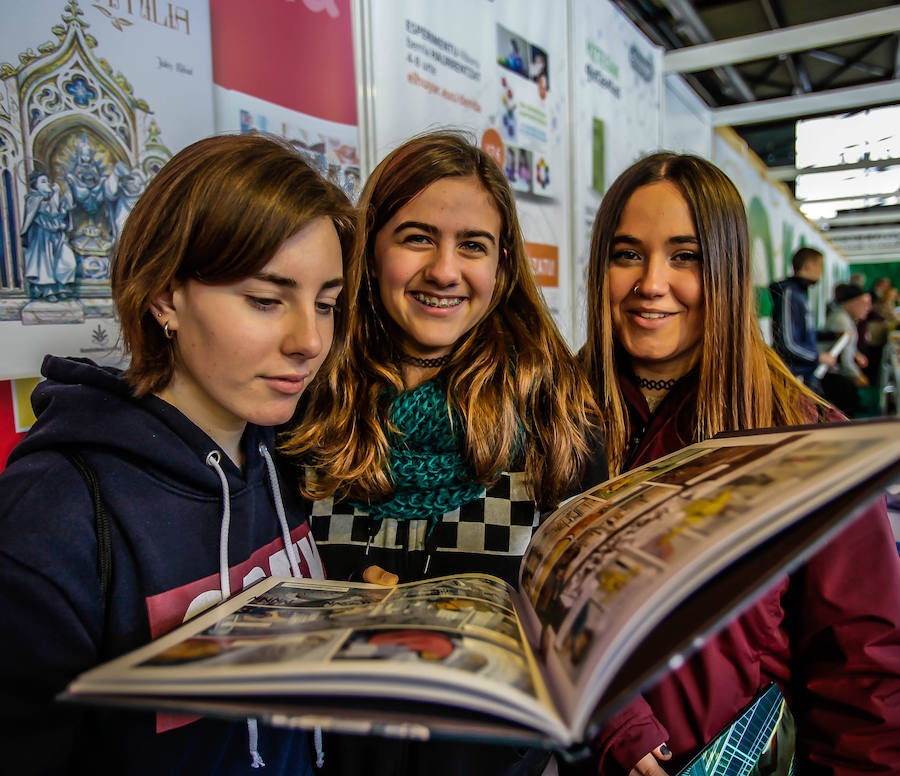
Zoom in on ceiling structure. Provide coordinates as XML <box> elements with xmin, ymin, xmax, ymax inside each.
<box><xmin>611</xmin><ymin>0</ymin><xmax>900</xmax><ymax>263</ymax></box>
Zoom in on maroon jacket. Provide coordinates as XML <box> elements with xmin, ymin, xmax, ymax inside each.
<box><xmin>593</xmin><ymin>372</ymin><xmax>900</xmax><ymax>774</ymax></box>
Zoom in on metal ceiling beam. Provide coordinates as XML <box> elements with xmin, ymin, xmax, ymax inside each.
<box><xmin>769</xmin><ymin>156</ymin><xmax>900</xmax><ymax>182</ymax></box>
<box><xmin>807</xmin><ymin>49</ymin><xmax>888</xmax><ymax>78</ymax></box>
<box><xmin>760</xmin><ymin>0</ymin><xmax>811</xmax><ymax>94</ymax></box>
<box><xmin>895</xmin><ymin>32</ymin><xmax>900</xmax><ymax>79</ymax></box>
<box><xmin>832</xmin><ymin>250</ymin><xmax>900</xmax><ymax>259</ymax></box>
<box><xmin>710</xmin><ymin>80</ymin><xmax>900</xmax><ymax>125</ymax></box>
<box><xmin>656</xmin><ymin>0</ymin><xmax>756</xmax><ymax>101</ymax></box>
<box><xmin>798</xmin><ymin>190</ymin><xmax>899</xmax><ymax>205</ymax></box>
<box><xmin>823</xmin><ymin>226</ymin><xmax>900</xmax><ymax>240</ymax></box>
<box><xmin>819</xmin><ymin>36</ymin><xmax>890</xmax><ymax>90</ymax></box>
<box><xmin>818</xmin><ymin>211</ymin><xmax>900</xmax><ymax>226</ymax></box>
<box><xmin>663</xmin><ymin>7</ymin><xmax>900</xmax><ymax>73</ymax></box>
<box><xmin>844</xmin><ymin>252</ymin><xmax>897</xmax><ymax>266</ymax></box>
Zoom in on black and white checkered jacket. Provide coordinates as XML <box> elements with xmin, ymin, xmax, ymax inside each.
<box><xmin>310</xmin><ymin>471</ymin><xmax>540</xmax><ymax>587</ymax></box>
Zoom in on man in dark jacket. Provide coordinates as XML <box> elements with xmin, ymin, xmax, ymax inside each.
<box><xmin>769</xmin><ymin>247</ymin><xmax>836</xmax><ymax>386</ymax></box>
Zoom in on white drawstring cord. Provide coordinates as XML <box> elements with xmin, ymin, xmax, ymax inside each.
<box><xmin>314</xmin><ymin>726</ymin><xmax>324</xmax><ymax>768</ymax></box>
<box><xmin>247</xmin><ymin>718</ymin><xmax>265</xmax><ymax>768</ymax></box>
<box><xmin>257</xmin><ymin>443</ymin><xmax>302</xmax><ymax>578</ymax></box>
<box><xmin>207</xmin><ymin>450</ymin><xmax>266</xmax><ymax>767</ymax></box>
<box><xmin>205</xmin><ymin>451</ymin><xmax>232</xmax><ymax>599</ymax></box>
<box><xmin>258</xmin><ymin>443</ymin><xmax>325</xmax><ymax>767</ymax></box>
<box><xmin>207</xmin><ymin>445</ymin><xmax>321</xmax><ymax>769</ymax></box>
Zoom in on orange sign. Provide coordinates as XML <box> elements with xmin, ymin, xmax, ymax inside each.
<box><xmin>481</xmin><ymin>128</ymin><xmax>504</xmax><ymax>169</ymax></box>
<box><xmin>525</xmin><ymin>242</ymin><xmax>558</xmax><ymax>288</ymax></box>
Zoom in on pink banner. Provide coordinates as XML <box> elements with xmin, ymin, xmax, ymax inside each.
<box><xmin>210</xmin><ymin>0</ymin><xmax>356</xmax><ymax>124</ymax></box>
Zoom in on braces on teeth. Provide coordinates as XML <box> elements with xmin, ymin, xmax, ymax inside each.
<box><xmin>414</xmin><ymin>293</ymin><xmax>462</xmax><ymax>308</ymax></box>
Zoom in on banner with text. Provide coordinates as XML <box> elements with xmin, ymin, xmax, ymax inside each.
<box><xmin>364</xmin><ymin>0</ymin><xmax>572</xmax><ymax>340</ymax></box>
<box><xmin>570</xmin><ymin>0</ymin><xmax>662</xmax><ymax>347</ymax></box>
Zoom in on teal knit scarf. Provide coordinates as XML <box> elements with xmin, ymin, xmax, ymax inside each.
<box><xmin>349</xmin><ymin>380</ymin><xmax>484</xmax><ymax>523</ymax></box>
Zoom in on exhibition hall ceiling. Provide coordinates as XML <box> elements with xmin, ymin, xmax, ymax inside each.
<box><xmin>613</xmin><ymin>0</ymin><xmax>900</xmax><ymax>262</ymax></box>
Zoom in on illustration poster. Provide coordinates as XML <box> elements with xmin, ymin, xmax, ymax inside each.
<box><xmin>569</xmin><ymin>0</ymin><xmax>662</xmax><ymax>347</ymax></box>
<box><xmin>363</xmin><ymin>0</ymin><xmax>572</xmax><ymax>340</ymax></box>
<box><xmin>210</xmin><ymin>0</ymin><xmax>360</xmax><ymax>202</ymax></box>
<box><xmin>0</xmin><ymin>0</ymin><xmax>214</xmax><ymax>380</ymax></box>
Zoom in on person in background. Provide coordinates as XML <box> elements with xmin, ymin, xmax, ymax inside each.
<box><xmin>768</xmin><ymin>246</ymin><xmax>835</xmax><ymax>389</ymax></box>
<box><xmin>871</xmin><ymin>276</ymin><xmax>893</xmax><ymax>306</ymax></box>
<box><xmin>282</xmin><ymin>130</ymin><xmax>605</xmax><ymax>775</ymax></box>
<box><xmin>579</xmin><ymin>151</ymin><xmax>900</xmax><ymax>775</ymax></box>
<box><xmin>0</xmin><ymin>133</ymin><xmax>357</xmax><ymax>775</ymax></box>
<box><xmin>848</xmin><ymin>271</ymin><xmax>867</xmax><ymax>289</ymax></box>
<box><xmin>863</xmin><ymin>277</ymin><xmax>898</xmax><ymax>384</ymax></box>
<box><xmin>876</xmin><ymin>284</ymin><xmax>900</xmax><ymax>326</ymax></box>
<box><xmin>821</xmin><ymin>282</ymin><xmax>873</xmax><ymax>417</ymax></box>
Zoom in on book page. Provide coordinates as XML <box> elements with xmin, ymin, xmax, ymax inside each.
<box><xmin>70</xmin><ymin>574</ymin><xmax>569</xmax><ymax>742</ymax></box>
<box><xmin>517</xmin><ymin>422</ymin><xmax>900</xmax><ymax>735</ymax></box>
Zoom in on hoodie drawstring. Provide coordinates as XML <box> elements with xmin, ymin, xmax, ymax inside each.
<box><xmin>205</xmin><ymin>451</ymin><xmax>233</xmax><ymax>599</ymax></box>
<box><xmin>205</xmin><ymin>451</ymin><xmax>266</xmax><ymax>768</ymax></box>
<box><xmin>258</xmin><ymin>443</ymin><xmax>324</xmax><ymax>768</ymax></box>
<box><xmin>258</xmin><ymin>443</ymin><xmax>302</xmax><ymax>578</ymax></box>
<box><xmin>206</xmin><ymin>444</ymin><xmax>323</xmax><ymax>769</ymax></box>
<box><xmin>247</xmin><ymin>718</ymin><xmax>265</xmax><ymax>769</ymax></box>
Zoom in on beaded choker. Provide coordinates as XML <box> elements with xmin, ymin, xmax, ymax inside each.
<box><xmin>636</xmin><ymin>375</ymin><xmax>677</xmax><ymax>391</ymax></box>
<box><xmin>399</xmin><ymin>352</ymin><xmax>452</xmax><ymax>368</ymax></box>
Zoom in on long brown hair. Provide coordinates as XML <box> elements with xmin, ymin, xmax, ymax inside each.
<box><xmin>112</xmin><ymin>133</ymin><xmax>356</xmax><ymax>396</ymax></box>
<box><xmin>285</xmin><ymin>131</ymin><xmax>597</xmax><ymax>510</ymax></box>
<box><xmin>580</xmin><ymin>152</ymin><xmax>827</xmax><ymax>474</ymax></box>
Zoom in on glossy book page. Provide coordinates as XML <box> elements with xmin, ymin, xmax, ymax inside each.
<box><xmin>519</xmin><ymin>420</ymin><xmax>900</xmax><ymax>735</ymax></box>
<box><xmin>68</xmin><ymin>574</ymin><xmax>570</xmax><ymax>742</ymax></box>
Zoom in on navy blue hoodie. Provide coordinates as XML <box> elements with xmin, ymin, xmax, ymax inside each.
<box><xmin>0</xmin><ymin>356</ymin><xmax>323</xmax><ymax>775</ymax></box>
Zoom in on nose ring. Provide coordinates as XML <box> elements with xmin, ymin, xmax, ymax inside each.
<box><xmin>633</xmin><ymin>283</ymin><xmax>641</xmax><ymax>297</ymax></box>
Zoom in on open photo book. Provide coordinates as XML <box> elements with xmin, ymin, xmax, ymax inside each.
<box><xmin>64</xmin><ymin>419</ymin><xmax>900</xmax><ymax>752</ymax></box>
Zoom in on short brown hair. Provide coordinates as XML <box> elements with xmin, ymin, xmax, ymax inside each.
<box><xmin>791</xmin><ymin>246</ymin><xmax>823</xmax><ymax>275</ymax></box>
<box><xmin>111</xmin><ymin>133</ymin><xmax>356</xmax><ymax>396</ymax></box>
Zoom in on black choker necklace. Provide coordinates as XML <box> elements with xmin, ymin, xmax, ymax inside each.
<box><xmin>399</xmin><ymin>353</ymin><xmax>452</xmax><ymax>368</ymax></box>
<box><xmin>635</xmin><ymin>375</ymin><xmax>677</xmax><ymax>391</ymax></box>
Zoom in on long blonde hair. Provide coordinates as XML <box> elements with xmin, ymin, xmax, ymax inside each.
<box><xmin>580</xmin><ymin>152</ymin><xmax>828</xmax><ymax>475</ymax></box>
<box><xmin>284</xmin><ymin>131</ymin><xmax>598</xmax><ymax>510</ymax></box>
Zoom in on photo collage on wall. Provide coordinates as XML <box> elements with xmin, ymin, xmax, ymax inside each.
<box><xmin>496</xmin><ymin>24</ymin><xmax>552</xmax><ymax>199</ymax></box>
<box><xmin>239</xmin><ymin>112</ymin><xmax>361</xmax><ymax>203</ymax></box>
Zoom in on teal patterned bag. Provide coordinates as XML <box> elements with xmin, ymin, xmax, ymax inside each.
<box><xmin>678</xmin><ymin>683</ymin><xmax>795</xmax><ymax>776</ymax></box>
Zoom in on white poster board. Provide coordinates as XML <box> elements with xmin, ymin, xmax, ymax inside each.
<box><xmin>362</xmin><ymin>0</ymin><xmax>572</xmax><ymax>340</ymax></box>
<box><xmin>0</xmin><ymin>0</ymin><xmax>213</xmax><ymax>379</ymax></box>
<box><xmin>569</xmin><ymin>0</ymin><xmax>662</xmax><ymax>347</ymax></box>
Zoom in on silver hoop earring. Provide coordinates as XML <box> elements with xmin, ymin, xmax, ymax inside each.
<box><xmin>163</xmin><ymin>322</ymin><xmax>174</xmax><ymax>339</ymax></box>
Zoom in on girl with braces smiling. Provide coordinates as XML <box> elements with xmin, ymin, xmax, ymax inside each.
<box><xmin>282</xmin><ymin>130</ymin><xmax>607</xmax><ymax>776</ymax></box>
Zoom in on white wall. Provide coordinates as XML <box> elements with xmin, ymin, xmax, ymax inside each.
<box><xmin>662</xmin><ymin>74</ymin><xmax>712</xmax><ymax>158</ymax></box>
